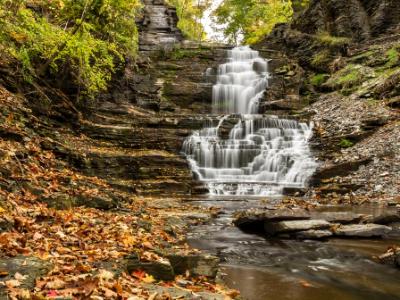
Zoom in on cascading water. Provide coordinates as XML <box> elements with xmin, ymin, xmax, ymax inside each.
<box><xmin>183</xmin><ymin>46</ymin><xmax>317</xmax><ymax>196</ymax></box>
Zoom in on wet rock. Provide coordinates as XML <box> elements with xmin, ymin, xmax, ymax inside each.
<box><xmin>264</xmin><ymin>220</ymin><xmax>331</xmax><ymax>235</ymax></box>
<box><xmin>40</xmin><ymin>193</ymin><xmax>118</xmax><ymax>210</ymax></box>
<box><xmin>333</xmin><ymin>224</ymin><xmax>392</xmax><ymax>237</ymax></box>
<box><xmin>294</xmin><ymin>229</ymin><xmax>333</xmax><ymax>239</ymax></box>
<box><xmin>167</xmin><ymin>254</ymin><xmax>219</xmax><ymax>278</ymax></box>
<box><xmin>143</xmin><ymin>284</ymin><xmax>226</xmax><ymax>300</ymax></box>
<box><xmin>0</xmin><ymin>256</ymin><xmax>52</xmax><ymax>298</ymax></box>
<box><xmin>311</xmin><ymin>158</ymin><xmax>372</xmax><ymax>184</ymax></box>
<box><xmin>371</xmin><ymin>212</ymin><xmax>400</xmax><ymax>225</ymax></box>
<box><xmin>164</xmin><ymin>216</ymin><xmax>186</xmax><ymax>235</ymax></box>
<box><xmin>0</xmin><ymin>216</ymin><xmax>13</xmax><ymax>232</ymax></box>
<box><xmin>234</xmin><ymin>208</ymin><xmax>310</xmax><ymax>229</ymax></box>
<box><xmin>126</xmin><ymin>255</ymin><xmax>175</xmax><ymax>281</ymax></box>
<box><xmin>378</xmin><ymin>247</ymin><xmax>400</xmax><ymax>268</ymax></box>
<box><xmin>317</xmin><ymin>212</ymin><xmax>363</xmax><ymax>224</ymax></box>
<box><xmin>282</xmin><ymin>187</ymin><xmax>308</xmax><ymax>196</ymax></box>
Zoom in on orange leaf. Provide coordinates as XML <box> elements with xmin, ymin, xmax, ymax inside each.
<box><xmin>0</xmin><ymin>270</ymin><xmax>9</xmax><ymax>277</ymax></box>
<box><xmin>299</xmin><ymin>280</ymin><xmax>313</xmax><ymax>288</ymax></box>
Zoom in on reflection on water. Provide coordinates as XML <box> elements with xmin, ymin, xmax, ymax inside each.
<box><xmin>187</xmin><ymin>196</ymin><xmax>400</xmax><ymax>300</ymax></box>
<box><xmin>222</xmin><ymin>265</ymin><xmax>400</xmax><ymax>300</ymax></box>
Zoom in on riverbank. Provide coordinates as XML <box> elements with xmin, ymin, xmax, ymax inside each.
<box><xmin>0</xmin><ymin>86</ymin><xmax>239</xmax><ymax>299</ymax></box>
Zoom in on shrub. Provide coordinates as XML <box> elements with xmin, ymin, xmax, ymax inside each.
<box><xmin>339</xmin><ymin>138</ymin><xmax>354</xmax><ymax>148</ymax></box>
<box><xmin>385</xmin><ymin>47</ymin><xmax>399</xmax><ymax>67</ymax></box>
<box><xmin>310</xmin><ymin>73</ymin><xmax>329</xmax><ymax>86</ymax></box>
<box><xmin>315</xmin><ymin>32</ymin><xmax>351</xmax><ymax>48</ymax></box>
<box><xmin>0</xmin><ymin>0</ymin><xmax>141</xmax><ymax>100</ymax></box>
<box><xmin>311</xmin><ymin>50</ymin><xmax>331</xmax><ymax>69</ymax></box>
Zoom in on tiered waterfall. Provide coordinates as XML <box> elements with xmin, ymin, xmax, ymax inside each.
<box><xmin>183</xmin><ymin>46</ymin><xmax>317</xmax><ymax>196</ymax></box>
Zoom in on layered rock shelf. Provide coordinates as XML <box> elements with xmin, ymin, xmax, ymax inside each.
<box><xmin>234</xmin><ymin>208</ymin><xmax>399</xmax><ymax>239</ymax></box>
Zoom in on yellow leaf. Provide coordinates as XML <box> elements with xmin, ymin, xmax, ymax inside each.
<box><xmin>142</xmin><ymin>274</ymin><xmax>155</xmax><ymax>283</ymax></box>
<box><xmin>0</xmin><ymin>207</ymin><xmax>5</xmax><ymax>214</ymax></box>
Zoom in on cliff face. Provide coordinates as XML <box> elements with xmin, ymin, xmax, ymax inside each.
<box><xmin>293</xmin><ymin>0</ymin><xmax>400</xmax><ymax>41</ymax></box>
<box><xmin>136</xmin><ymin>0</ymin><xmax>184</xmax><ymax>52</ymax></box>
<box><xmin>255</xmin><ymin>0</ymin><xmax>400</xmax><ymax>202</ymax></box>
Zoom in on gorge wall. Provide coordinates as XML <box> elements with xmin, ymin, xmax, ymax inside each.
<box><xmin>255</xmin><ymin>0</ymin><xmax>400</xmax><ymax>202</ymax></box>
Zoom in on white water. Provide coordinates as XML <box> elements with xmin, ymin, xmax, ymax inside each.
<box><xmin>183</xmin><ymin>46</ymin><xmax>317</xmax><ymax>196</ymax></box>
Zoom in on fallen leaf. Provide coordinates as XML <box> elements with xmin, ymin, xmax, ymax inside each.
<box><xmin>14</xmin><ymin>272</ymin><xmax>27</xmax><ymax>281</ymax></box>
<box><xmin>299</xmin><ymin>279</ymin><xmax>313</xmax><ymax>288</ymax></box>
<box><xmin>5</xmin><ymin>279</ymin><xmax>21</xmax><ymax>288</ymax></box>
<box><xmin>45</xmin><ymin>278</ymin><xmax>66</xmax><ymax>289</ymax></box>
<box><xmin>142</xmin><ymin>274</ymin><xmax>155</xmax><ymax>284</ymax></box>
<box><xmin>98</xmin><ymin>269</ymin><xmax>114</xmax><ymax>281</ymax></box>
<box><xmin>148</xmin><ymin>292</ymin><xmax>158</xmax><ymax>300</ymax></box>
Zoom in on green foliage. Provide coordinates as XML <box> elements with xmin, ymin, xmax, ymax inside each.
<box><xmin>170</xmin><ymin>48</ymin><xmax>204</xmax><ymax>60</ymax></box>
<box><xmin>335</xmin><ymin>65</ymin><xmax>363</xmax><ymax>88</ymax></box>
<box><xmin>385</xmin><ymin>47</ymin><xmax>399</xmax><ymax>67</ymax></box>
<box><xmin>311</xmin><ymin>50</ymin><xmax>331</xmax><ymax>69</ymax></box>
<box><xmin>0</xmin><ymin>0</ymin><xmax>141</xmax><ymax>100</ymax></box>
<box><xmin>310</xmin><ymin>74</ymin><xmax>328</xmax><ymax>87</ymax></box>
<box><xmin>214</xmin><ymin>0</ymin><xmax>294</xmax><ymax>45</ymax></box>
<box><xmin>315</xmin><ymin>32</ymin><xmax>351</xmax><ymax>48</ymax></box>
<box><xmin>166</xmin><ymin>0</ymin><xmax>209</xmax><ymax>41</ymax></box>
<box><xmin>291</xmin><ymin>0</ymin><xmax>310</xmax><ymax>13</ymax></box>
<box><xmin>338</xmin><ymin>138</ymin><xmax>354</xmax><ymax>148</ymax></box>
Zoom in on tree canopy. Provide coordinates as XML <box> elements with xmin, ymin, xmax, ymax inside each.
<box><xmin>213</xmin><ymin>0</ymin><xmax>308</xmax><ymax>44</ymax></box>
<box><xmin>166</xmin><ymin>0</ymin><xmax>211</xmax><ymax>41</ymax></box>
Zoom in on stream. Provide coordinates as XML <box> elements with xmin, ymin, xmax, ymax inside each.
<box><xmin>182</xmin><ymin>47</ymin><xmax>400</xmax><ymax>299</ymax></box>
<box><xmin>187</xmin><ymin>196</ymin><xmax>400</xmax><ymax>300</ymax></box>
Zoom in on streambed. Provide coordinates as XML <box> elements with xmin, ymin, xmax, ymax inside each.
<box><xmin>187</xmin><ymin>196</ymin><xmax>400</xmax><ymax>300</ymax></box>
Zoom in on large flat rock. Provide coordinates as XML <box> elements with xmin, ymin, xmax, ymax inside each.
<box><xmin>294</xmin><ymin>229</ymin><xmax>333</xmax><ymax>239</ymax></box>
<box><xmin>264</xmin><ymin>220</ymin><xmax>331</xmax><ymax>235</ymax></box>
<box><xmin>372</xmin><ymin>212</ymin><xmax>400</xmax><ymax>225</ymax></box>
<box><xmin>333</xmin><ymin>224</ymin><xmax>392</xmax><ymax>237</ymax></box>
<box><xmin>234</xmin><ymin>208</ymin><xmax>310</xmax><ymax>228</ymax></box>
<box><xmin>316</xmin><ymin>212</ymin><xmax>363</xmax><ymax>224</ymax></box>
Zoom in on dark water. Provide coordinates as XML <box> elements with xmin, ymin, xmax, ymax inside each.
<box><xmin>186</xmin><ymin>196</ymin><xmax>400</xmax><ymax>300</ymax></box>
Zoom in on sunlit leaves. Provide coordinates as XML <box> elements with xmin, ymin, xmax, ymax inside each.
<box><xmin>0</xmin><ymin>0</ymin><xmax>141</xmax><ymax>99</ymax></box>
<box><xmin>214</xmin><ymin>0</ymin><xmax>294</xmax><ymax>44</ymax></box>
<box><xmin>166</xmin><ymin>0</ymin><xmax>211</xmax><ymax>41</ymax></box>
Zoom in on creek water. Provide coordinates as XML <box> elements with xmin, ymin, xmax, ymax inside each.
<box><xmin>182</xmin><ymin>47</ymin><xmax>400</xmax><ymax>299</ymax></box>
<box><xmin>187</xmin><ymin>197</ymin><xmax>400</xmax><ymax>300</ymax></box>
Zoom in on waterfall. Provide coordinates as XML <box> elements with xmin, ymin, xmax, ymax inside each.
<box><xmin>183</xmin><ymin>46</ymin><xmax>317</xmax><ymax>196</ymax></box>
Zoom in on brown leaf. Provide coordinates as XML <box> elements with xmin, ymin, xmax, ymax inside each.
<box><xmin>0</xmin><ymin>270</ymin><xmax>9</xmax><ymax>277</ymax></box>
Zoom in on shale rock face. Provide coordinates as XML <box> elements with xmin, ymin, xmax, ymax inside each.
<box><xmin>293</xmin><ymin>0</ymin><xmax>400</xmax><ymax>41</ymax></box>
<box><xmin>136</xmin><ymin>0</ymin><xmax>184</xmax><ymax>52</ymax></box>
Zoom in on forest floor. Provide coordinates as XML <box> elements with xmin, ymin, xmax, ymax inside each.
<box><xmin>0</xmin><ymin>87</ymin><xmax>238</xmax><ymax>299</ymax></box>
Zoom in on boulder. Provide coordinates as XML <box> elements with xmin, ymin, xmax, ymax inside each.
<box><xmin>378</xmin><ymin>247</ymin><xmax>400</xmax><ymax>268</ymax></box>
<box><xmin>126</xmin><ymin>255</ymin><xmax>175</xmax><ymax>281</ymax></box>
<box><xmin>0</xmin><ymin>256</ymin><xmax>52</xmax><ymax>298</ymax></box>
<box><xmin>333</xmin><ymin>224</ymin><xmax>392</xmax><ymax>237</ymax></box>
<box><xmin>234</xmin><ymin>208</ymin><xmax>310</xmax><ymax>229</ymax></box>
<box><xmin>143</xmin><ymin>284</ymin><xmax>226</xmax><ymax>300</ymax></box>
<box><xmin>371</xmin><ymin>212</ymin><xmax>400</xmax><ymax>225</ymax></box>
<box><xmin>167</xmin><ymin>254</ymin><xmax>219</xmax><ymax>278</ymax></box>
<box><xmin>0</xmin><ymin>216</ymin><xmax>13</xmax><ymax>233</ymax></box>
<box><xmin>294</xmin><ymin>229</ymin><xmax>333</xmax><ymax>239</ymax></box>
<box><xmin>316</xmin><ymin>212</ymin><xmax>363</xmax><ymax>224</ymax></box>
<box><xmin>264</xmin><ymin>220</ymin><xmax>331</xmax><ymax>235</ymax></box>
<box><xmin>40</xmin><ymin>193</ymin><xmax>118</xmax><ymax>210</ymax></box>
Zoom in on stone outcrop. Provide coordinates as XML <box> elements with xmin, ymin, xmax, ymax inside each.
<box><xmin>136</xmin><ymin>0</ymin><xmax>184</xmax><ymax>52</ymax></box>
<box><xmin>333</xmin><ymin>224</ymin><xmax>392</xmax><ymax>237</ymax></box>
<box><xmin>234</xmin><ymin>208</ymin><xmax>398</xmax><ymax>240</ymax></box>
<box><xmin>264</xmin><ymin>219</ymin><xmax>331</xmax><ymax>235</ymax></box>
<box><xmin>292</xmin><ymin>0</ymin><xmax>400</xmax><ymax>41</ymax></box>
